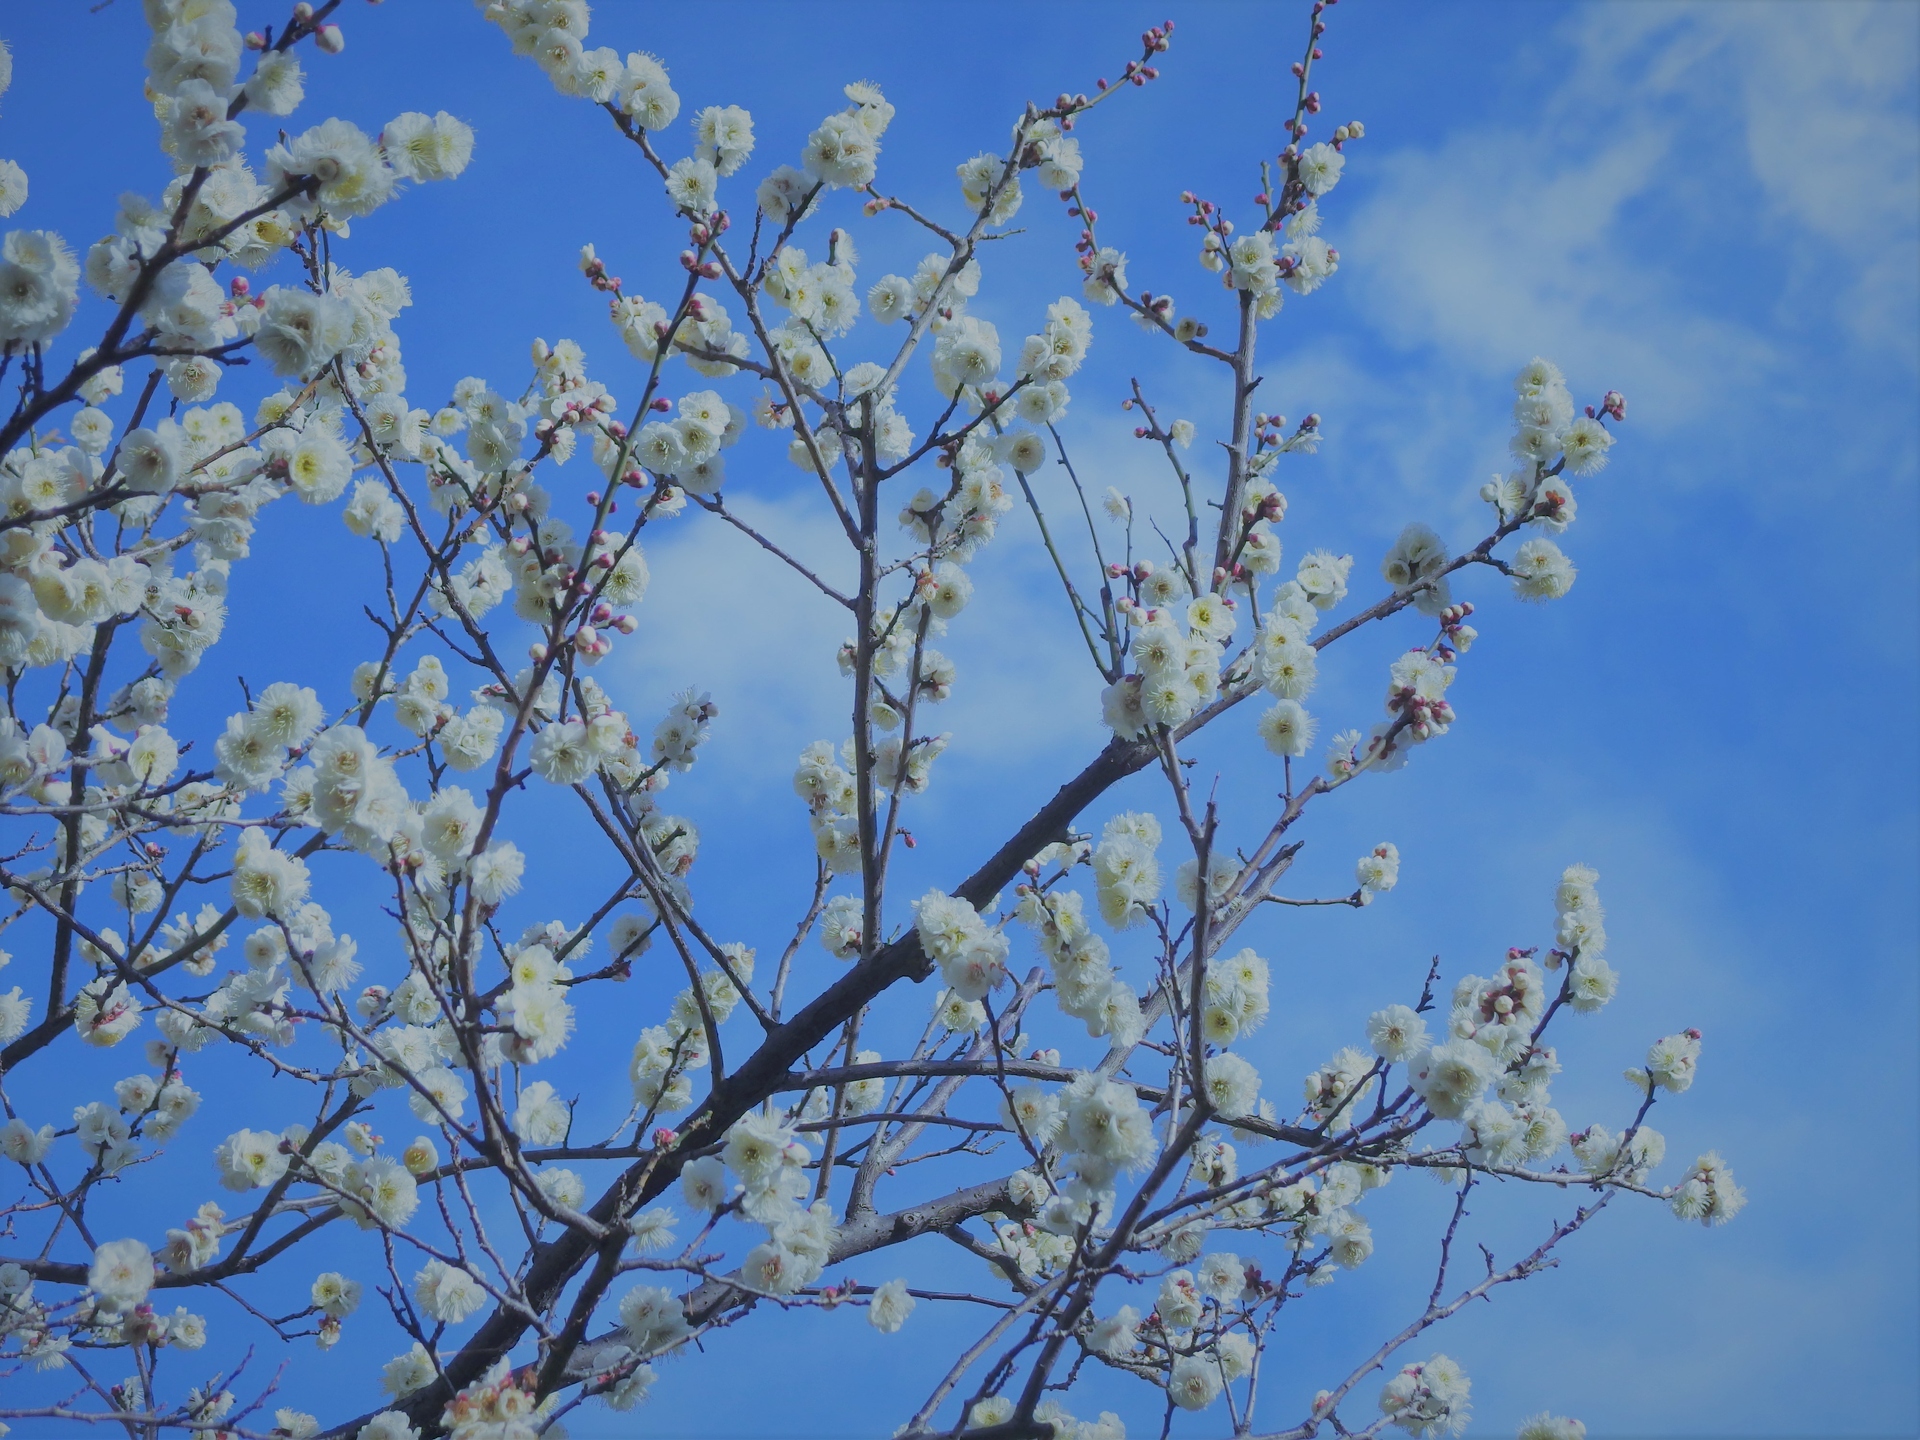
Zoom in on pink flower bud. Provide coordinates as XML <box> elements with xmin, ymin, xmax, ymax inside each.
<box><xmin>315</xmin><ymin>22</ymin><xmax>345</xmax><ymax>53</ymax></box>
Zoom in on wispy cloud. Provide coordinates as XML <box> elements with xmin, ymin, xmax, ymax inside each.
<box><xmin>1210</xmin><ymin>0</ymin><xmax>1920</xmax><ymax>693</ymax></box>
<box><xmin>607</xmin><ymin>487</ymin><xmax>855</xmax><ymax>800</ymax></box>
<box><xmin>1331</xmin><ymin>0</ymin><xmax>1916</xmax><ymax>513</ymax></box>
<box><xmin>1343</xmin><ymin>39</ymin><xmax>1769</xmax><ymax>433</ymax></box>
<box><xmin>605</xmin><ymin>470</ymin><xmax>1116</xmax><ymax>815</ymax></box>
<box><xmin>1577</xmin><ymin>1</ymin><xmax>1920</xmax><ymax>363</ymax></box>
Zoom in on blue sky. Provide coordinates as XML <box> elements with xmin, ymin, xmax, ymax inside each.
<box><xmin>1</xmin><ymin>2</ymin><xmax>1915</xmax><ymax>1436</ymax></box>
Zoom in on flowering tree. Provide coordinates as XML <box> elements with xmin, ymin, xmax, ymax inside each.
<box><xmin>0</xmin><ymin>3</ymin><xmax>1746</xmax><ymax>1439</ymax></box>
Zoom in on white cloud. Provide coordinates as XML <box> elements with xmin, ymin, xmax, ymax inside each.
<box><xmin>929</xmin><ymin>523</ymin><xmax>1111</xmax><ymax>779</ymax></box>
<box><xmin>1299</xmin><ymin>0</ymin><xmax>1914</xmax><ymax>541</ymax></box>
<box><xmin>1577</xmin><ymin>1</ymin><xmax>1920</xmax><ymax>361</ymax></box>
<box><xmin>604</xmin><ymin>469</ymin><xmax>1117</xmax><ymax>810</ymax></box>
<box><xmin>606</xmin><ymin>488</ymin><xmax>855</xmax><ymax>800</ymax></box>
<box><xmin>1339</xmin><ymin>2</ymin><xmax>1915</xmax><ymax>418</ymax></box>
<box><xmin>1343</xmin><ymin>63</ymin><xmax>1773</xmax><ymax>433</ymax></box>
